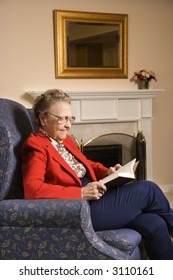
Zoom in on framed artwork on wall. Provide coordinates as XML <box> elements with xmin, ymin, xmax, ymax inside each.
<box><xmin>53</xmin><ymin>10</ymin><xmax>128</xmax><ymax>78</ymax></box>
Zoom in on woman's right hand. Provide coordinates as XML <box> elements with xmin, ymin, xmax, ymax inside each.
<box><xmin>81</xmin><ymin>181</ymin><xmax>107</xmax><ymax>201</ymax></box>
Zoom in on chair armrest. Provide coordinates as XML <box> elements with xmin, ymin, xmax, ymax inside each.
<box><xmin>80</xmin><ymin>200</ymin><xmax>141</xmax><ymax>259</ymax></box>
<box><xmin>0</xmin><ymin>199</ymin><xmax>84</xmax><ymax>228</ymax></box>
<box><xmin>0</xmin><ymin>199</ymin><xmax>141</xmax><ymax>259</ymax></box>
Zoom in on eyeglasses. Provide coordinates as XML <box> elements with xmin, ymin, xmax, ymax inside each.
<box><xmin>46</xmin><ymin>112</ymin><xmax>75</xmax><ymax>124</ymax></box>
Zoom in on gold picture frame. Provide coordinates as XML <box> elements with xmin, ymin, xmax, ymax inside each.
<box><xmin>53</xmin><ymin>10</ymin><xmax>128</xmax><ymax>78</ymax></box>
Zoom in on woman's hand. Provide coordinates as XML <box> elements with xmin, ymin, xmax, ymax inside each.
<box><xmin>81</xmin><ymin>181</ymin><xmax>107</xmax><ymax>201</ymax></box>
<box><xmin>106</xmin><ymin>163</ymin><xmax>122</xmax><ymax>176</ymax></box>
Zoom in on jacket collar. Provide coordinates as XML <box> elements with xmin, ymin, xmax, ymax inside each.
<box><xmin>34</xmin><ymin>130</ymin><xmax>83</xmax><ymax>185</ymax></box>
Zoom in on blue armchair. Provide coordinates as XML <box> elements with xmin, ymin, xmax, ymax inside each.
<box><xmin>0</xmin><ymin>98</ymin><xmax>143</xmax><ymax>260</ymax></box>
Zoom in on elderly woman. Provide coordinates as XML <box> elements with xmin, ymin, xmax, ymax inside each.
<box><xmin>21</xmin><ymin>89</ymin><xmax>173</xmax><ymax>260</ymax></box>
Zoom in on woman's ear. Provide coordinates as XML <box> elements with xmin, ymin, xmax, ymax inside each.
<box><xmin>39</xmin><ymin>113</ymin><xmax>46</xmax><ymax>127</ymax></box>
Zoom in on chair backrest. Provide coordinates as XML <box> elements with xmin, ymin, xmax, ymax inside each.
<box><xmin>0</xmin><ymin>99</ymin><xmax>34</xmax><ymax>200</ymax></box>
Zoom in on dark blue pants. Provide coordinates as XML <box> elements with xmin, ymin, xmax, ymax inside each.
<box><xmin>82</xmin><ymin>179</ymin><xmax>173</xmax><ymax>260</ymax></box>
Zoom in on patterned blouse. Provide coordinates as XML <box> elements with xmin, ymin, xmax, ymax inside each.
<box><xmin>39</xmin><ymin>129</ymin><xmax>86</xmax><ymax>178</ymax></box>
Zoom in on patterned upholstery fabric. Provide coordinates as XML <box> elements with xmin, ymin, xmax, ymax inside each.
<box><xmin>0</xmin><ymin>99</ymin><xmax>33</xmax><ymax>200</ymax></box>
<box><xmin>97</xmin><ymin>229</ymin><xmax>141</xmax><ymax>255</ymax></box>
<box><xmin>0</xmin><ymin>98</ymin><xmax>142</xmax><ymax>260</ymax></box>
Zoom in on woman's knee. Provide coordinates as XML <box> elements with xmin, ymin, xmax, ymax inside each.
<box><xmin>137</xmin><ymin>180</ymin><xmax>159</xmax><ymax>191</ymax></box>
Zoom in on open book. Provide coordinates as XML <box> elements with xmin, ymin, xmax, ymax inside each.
<box><xmin>102</xmin><ymin>158</ymin><xmax>139</xmax><ymax>190</ymax></box>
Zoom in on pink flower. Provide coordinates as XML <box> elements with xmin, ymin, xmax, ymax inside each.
<box><xmin>130</xmin><ymin>69</ymin><xmax>157</xmax><ymax>82</ymax></box>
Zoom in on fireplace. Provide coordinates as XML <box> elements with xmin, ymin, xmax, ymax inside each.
<box><xmin>68</xmin><ymin>89</ymin><xmax>162</xmax><ymax>180</ymax></box>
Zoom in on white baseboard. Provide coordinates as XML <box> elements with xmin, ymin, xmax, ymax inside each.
<box><xmin>159</xmin><ymin>184</ymin><xmax>173</xmax><ymax>194</ymax></box>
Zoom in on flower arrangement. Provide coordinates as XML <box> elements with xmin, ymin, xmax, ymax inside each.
<box><xmin>130</xmin><ymin>69</ymin><xmax>157</xmax><ymax>89</ymax></box>
<box><xmin>130</xmin><ymin>69</ymin><xmax>157</xmax><ymax>82</ymax></box>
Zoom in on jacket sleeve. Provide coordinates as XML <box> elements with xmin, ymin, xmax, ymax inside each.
<box><xmin>87</xmin><ymin>160</ymin><xmax>108</xmax><ymax>180</ymax></box>
<box><xmin>21</xmin><ymin>135</ymin><xmax>82</xmax><ymax>199</ymax></box>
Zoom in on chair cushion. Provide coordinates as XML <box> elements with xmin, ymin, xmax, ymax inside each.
<box><xmin>97</xmin><ymin>228</ymin><xmax>142</xmax><ymax>255</ymax></box>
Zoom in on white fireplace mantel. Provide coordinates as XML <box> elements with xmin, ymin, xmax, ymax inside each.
<box><xmin>26</xmin><ymin>89</ymin><xmax>164</xmax><ymax>179</ymax></box>
<box><xmin>68</xmin><ymin>89</ymin><xmax>162</xmax><ymax>123</ymax></box>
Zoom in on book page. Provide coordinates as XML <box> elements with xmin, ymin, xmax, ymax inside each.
<box><xmin>117</xmin><ymin>160</ymin><xmax>139</xmax><ymax>178</ymax></box>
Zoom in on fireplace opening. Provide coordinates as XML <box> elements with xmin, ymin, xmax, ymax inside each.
<box><xmin>83</xmin><ymin>144</ymin><xmax>122</xmax><ymax>167</ymax></box>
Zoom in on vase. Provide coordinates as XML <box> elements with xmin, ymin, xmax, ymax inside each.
<box><xmin>138</xmin><ymin>79</ymin><xmax>149</xmax><ymax>89</ymax></box>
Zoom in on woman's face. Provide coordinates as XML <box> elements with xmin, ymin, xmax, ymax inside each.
<box><xmin>39</xmin><ymin>101</ymin><xmax>73</xmax><ymax>143</ymax></box>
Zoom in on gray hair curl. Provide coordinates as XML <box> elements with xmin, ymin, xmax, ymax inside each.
<box><xmin>33</xmin><ymin>89</ymin><xmax>71</xmax><ymax>125</ymax></box>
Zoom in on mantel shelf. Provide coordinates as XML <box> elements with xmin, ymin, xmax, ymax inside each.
<box><xmin>26</xmin><ymin>89</ymin><xmax>164</xmax><ymax>100</ymax></box>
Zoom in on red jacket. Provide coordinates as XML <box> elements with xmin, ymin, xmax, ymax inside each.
<box><xmin>21</xmin><ymin>131</ymin><xmax>108</xmax><ymax>199</ymax></box>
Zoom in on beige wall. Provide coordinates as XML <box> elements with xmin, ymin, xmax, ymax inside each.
<box><xmin>0</xmin><ymin>0</ymin><xmax>173</xmax><ymax>186</ymax></box>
